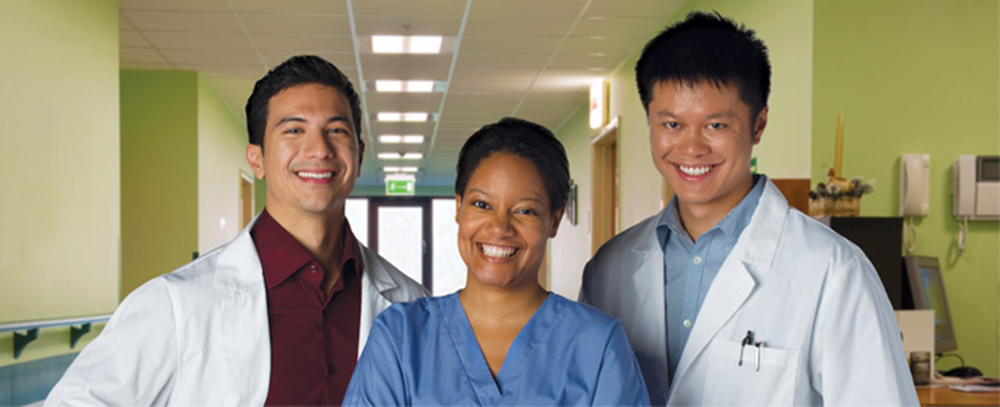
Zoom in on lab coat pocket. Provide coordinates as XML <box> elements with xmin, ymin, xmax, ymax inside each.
<box><xmin>702</xmin><ymin>338</ymin><xmax>798</xmax><ymax>406</ymax></box>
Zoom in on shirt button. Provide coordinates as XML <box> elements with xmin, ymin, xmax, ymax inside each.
<box><xmin>693</xmin><ymin>256</ymin><xmax>702</xmax><ymax>265</ymax></box>
<box><xmin>683</xmin><ymin>319</ymin><xmax>692</xmax><ymax>328</ymax></box>
<box><xmin>310</xmin><ymin>265</ymin><xmax>317</xmax><ymax>273</ymax></box>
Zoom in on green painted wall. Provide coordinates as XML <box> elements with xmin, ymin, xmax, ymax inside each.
<box><xmin>813</xmin><ymin>0</ymin><xmax>1000</xmax><ymax>376</ymax></box>
<box><xmin>120</xmin><ymin>70</ymin><xmax>199</xmax><ymax>298</ymax></box>
<box><xmin>197</xmin><ymin>76</ymin><xmax>254</xmax><ymax>251</ymax></box>
<box><xmin>0</xmin><ymin>0</ymin><xmax>119</xmax><ymax>366</ymax></box>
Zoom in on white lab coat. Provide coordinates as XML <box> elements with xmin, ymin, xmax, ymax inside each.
<box><xmin>45</xmin><ymin>216</ymin><xmax>428</xmax><ymax>406</ymax></box>
<box><xmin>580</xmin><ymin>179</ymin><xmax>918</xmax><ymax>406</ymax></box>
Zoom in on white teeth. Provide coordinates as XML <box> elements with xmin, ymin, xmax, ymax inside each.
<box><xmin>480</xmin><ymin>244</ymin><xmax>516</xmax><ymax>258</ymax></box>
<box><xmin>297</xmin><ymin>172</ymin><xmax>332</xmax><ymax>179</ymax></box>
<box><xmin>678</xmin><ymin>165</ymin><xmax>713</xmax><ymax>176</ymax></box>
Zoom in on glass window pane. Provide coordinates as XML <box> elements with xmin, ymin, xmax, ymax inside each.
<box><xmin>432</xmin><ymin>199</ymin><xmax>465</xmax><ymax>296</ymax></box>
<box><xmin>345</xmin><ymin>198</ymin><xmax>369</xmax><ymax>246</ymax></box>
<box><xmin>377</xmin><ymin>206</ymin><xmax>423</xmax><ymax>284</ymax></box>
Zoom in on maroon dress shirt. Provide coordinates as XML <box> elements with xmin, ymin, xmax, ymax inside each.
<box><xmin>251</xmin><ymin>209</ymin><xmax>362</xmax><ymax>406</ymax></box>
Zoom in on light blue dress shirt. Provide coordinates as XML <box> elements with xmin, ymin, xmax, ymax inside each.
<box><xmin>656</xmin><ymin>174</ymin><xmax>766</xmax><ymax>381</ymax></box>
<box><xmin>344</xmin><ymin>292</ymin><xmax>649</xmax><ymax>406</ymax></box>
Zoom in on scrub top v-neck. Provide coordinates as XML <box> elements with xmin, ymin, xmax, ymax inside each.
<box><xmin>343</xmin><ymin>292</ymin><xmax>649</xmax><ymax>406</ymax></box>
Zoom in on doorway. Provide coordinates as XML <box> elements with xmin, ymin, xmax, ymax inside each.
<box><xmin>591</xmin><ymin>118</ymin><xmax>619</xmax><ymax>255</ymax></box>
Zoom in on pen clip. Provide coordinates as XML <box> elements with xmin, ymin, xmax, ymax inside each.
<box><xmin>738</xmin><ymin>330</ymin><xmax>754</xmax><ymax>366</ymax></box>
<box><xmin>754</xmin><ymin>341</ymin><xmax>765</xmax><ymax>372</ymax></box>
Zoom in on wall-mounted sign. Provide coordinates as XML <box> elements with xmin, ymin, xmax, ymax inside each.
<box><xmin>589</xmin><ymin>80</ymin><xmax>608</xmax><ymax>129</ymax></box>
<box><xmin>385</xmin><ymin>174</ymin><xmax>416</xmax><ymax>196</ymax></box>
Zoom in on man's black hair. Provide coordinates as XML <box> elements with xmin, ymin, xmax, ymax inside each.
<box><xmin>635</xmin><ymin>11</ymin><xmax>771</xmax><ymax>120</ymax></box>
<box><xmin>455</xmin><ymin>117</ymin><xmax>570</xmax><ymax>214</ymax></box>
<box><xmin>245</xmin><ymin>55</ymin><xmax>363</xmax><ymax>146</ymax></box>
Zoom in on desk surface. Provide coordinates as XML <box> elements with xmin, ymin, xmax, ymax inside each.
<box><xmin>917</xmin><ymin>386</ymin><xmax>1000</xmax><ymax>406</ymax></box>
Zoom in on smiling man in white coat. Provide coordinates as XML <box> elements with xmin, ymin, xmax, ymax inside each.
<box><xmin>579</xmin><ymin>12</ymin><xmax>918</xmax><ymax>406</ymax></box>
<box><xmin>45</xmin><ymin>55</ymin><xmax>428</xmax><ymax>406</ymax></box>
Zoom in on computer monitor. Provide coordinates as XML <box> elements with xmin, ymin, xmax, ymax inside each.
<box><xmin>904</xmin><ymin>255</ymin><xmax>958</xmax><ymax>353</ymax></box>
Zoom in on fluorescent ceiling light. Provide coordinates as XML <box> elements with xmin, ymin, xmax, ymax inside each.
<box><xmin>409</xmin><ymin>36</ymin><xmax>442</xmax><ymax>54</ymax></box>
<box><xmin>372</xmin><ymin>35</ymin><xmax>442</xmax><ymax>54</ymax></box>
<box><xmin>402</xmin><ymin>152</ymin><xmax>423</xmax><ymax>160</ymax></box>
<box><xmin>375</xmin><ymin>79</ymin><xmax>435</xmax><ymax>93</ymax></box>
<box><xmin>371</xmin><ymin>35</ymin><xmax>404</xmax><ymax>53</ymax></box>
<box><xmin>378</xmin><ymin>112</ymin><xmax>402</xmax><ymax>122</ymax></box>
<box><xmin>401</xmin><ymin>166</ymin><xmax>419</xmax><ymax>173</ymax></box>
<box><xmin>378</xmin><ymin>152</ymin><xmax>402</xmax><ymax>160</ymax></box>
<box><xmin>375</xmin><ymin>80</ymin><xmax>403</xmax><ymax>92</ymax></box>
<box><xmin>403</xmin><ymin>112</ymin><xmax>428</xmax><ymax>122</ymax></box>
<box><xmin>402</xmin><ymin>135</ymin><xmax>424</xmax><ymax>144</ymax></box>
<box><xmin>406</xmin><ymin>80</ymin><xmax>434</xmax><ymax>92</ymax></box>
<box><xmin>383</xmin><ymin>166</ymin><xmax>401</xmax><ymax>172</ymax></box>
<box><xmin>379</xmin><ymin>135</ymin><xmax>402</xmax><ymax>143</ymax></box>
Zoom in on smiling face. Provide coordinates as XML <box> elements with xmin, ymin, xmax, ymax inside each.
<box><xmin>246</xmin><ymin>83</ymin><xmax>365</xmax><ymax>221</ymax></box>
<box><xmin>456</xmin><ymin>153</ymin><xmax>562</xmax><ymax>292</ymax></box>
<box><xmin>648</xmin><ymin>79</ymin><xmax>767</xmax><ymax>218</ymax></box>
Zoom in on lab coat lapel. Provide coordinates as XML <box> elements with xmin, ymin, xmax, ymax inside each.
<box><xmin>214</xmin><ymin>219</ymin><xmax>271</xmax><ymax>406</ymax></box>
<box><xmin>669</xmin><ymin>180</ymin><xmax>788</xmax><ymax>391</ymax></box>
<box><xmin>357</xmin><ymin>245</ymin><xmax>396</xmax><ymax>356</ymax></box>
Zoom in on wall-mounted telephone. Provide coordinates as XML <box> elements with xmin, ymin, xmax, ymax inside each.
<box><xmin>953</xmin><ymin>155</ymin><xmax>1000</xmax><ymax>220</ymax></box>
<box><xmin>900</xmin><ymin>154</ymin><xmax>930</xmax><ymax>217</ymax></box>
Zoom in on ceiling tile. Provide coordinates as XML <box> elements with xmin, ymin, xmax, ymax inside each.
<box><xmin>464</xmin><ymin>16</ymin><xmax>575</xmax><ymax>37</ymax></box>
<box><xmin>173</xmin><ymin>63</ymin><xmax>268</xmax><ymax>77</ymax></box>
<box><xmin>144</xmin><ymin>31</ymin><xmax>252</xmax><ymax>50</ymax></box>
<box><xmin>560</xmin><ymin>35</ymin><xmax>645</xmax><ymax>53</ymax></box>
<box><xmin>231</xmin><ymin>0</ymin><xmax>348</xmax><ymax>14</ymax></box>
<box><xmin>470</xmin><ymin>0</ymin><xmax>588</xmax><ymax>17</ymax></box>
<box><xmin>251</xmin><ymin>33</ymin><xmax>354</xmax><ymax>52</ymax></box>
<box><xmin>239</xmin><ymin>13</ymin><xmax>352</xmax><ymax>35</ymax></box>
<box><xmin>161</xmin><ymin>48</ymin><xmax>262</xmax><ymax>65</ymax></box>
<box><xmin>120</xmin><ymin>30</ymin><xmax>151</xmax><ymax>47</ymax></box>
<box><xmin>572</xmin><ymin>16</ymin><xmax>666</xmax><ymax>38</ymax></box>
<box><xmin>586</xmin><ymin>0</ymin><xmax>685</xmax><ymax>18</ymax></box>
<box><xmin>123</xmin><ymin>10</ymin><xmax>242</xmax><ymax>32</ymax></box>
<box><xmin>354</xmin><ymin>15</ymin><xmax>462</xmax><ymax>36</ymax></box>
<box><xmin>459</xmin><ymin>36</ymin><xmax>560</xmax><ymax>55</ymax></box>
<box><xmin>352</xmin><ymin>0</ymin><xmax>467</xmax><ymax>17</ymax></box>
<box><xmin>120</xmin><ymin>47</ymin><xmax>167</xmax><ymax>64</ymax></box>
<box><xmin>119</xmin><ymin>12</ymin><xmax>136</xmax><ymax>29</ymax></box>
<box><xmin>455</xmin><ymin>53</ymin><xmax>550</xmax><ymax>70</ymax></box>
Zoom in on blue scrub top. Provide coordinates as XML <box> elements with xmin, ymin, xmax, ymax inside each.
<box><xmin>344</xmin><ymin>292</ymin><xmax>649</xmax><ymax>406</ymax></box>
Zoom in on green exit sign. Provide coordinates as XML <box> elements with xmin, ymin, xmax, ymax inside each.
<box><xmin>386</xmin><ymin>178</ymin><xmax>415</xmax><ymax>196</ymax></box>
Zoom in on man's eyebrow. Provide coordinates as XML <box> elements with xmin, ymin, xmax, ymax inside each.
<box><xmin>274</xmin><ymin>116</ymin><xmax>306</xmax><ymax>126</ymax></box>
<box><xmin>653</xmin><ymin>110</ymin><xmax>677</xmax><ymax>118</ymax></box>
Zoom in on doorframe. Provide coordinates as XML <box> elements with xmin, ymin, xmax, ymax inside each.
<box><xmin>590</xmin><ymin>117</ymin><xmax>619</xmax><ymax>256</ymax></box>
<box><xmin>367</xmin><ymin>197</ymin><xmax>433</xmax><ymax>291</ymax></box>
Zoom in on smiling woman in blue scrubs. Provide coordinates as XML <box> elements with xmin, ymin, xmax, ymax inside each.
<box><xmin>344</xmin><ymin>117</ymin><xmax>649</xmax><ymax>405</ymax></box>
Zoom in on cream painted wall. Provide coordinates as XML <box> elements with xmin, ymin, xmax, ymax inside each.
<box><xmin>197</xmin><ymin>76</ymin><xmax>254</xmax><ymax>253</ymax></box>
<box><xmin>550</xmin><ymin>0</ymin><xmax>814</xmax><ymax>298</ymax></box>
<box><xmin>0</xmin><ymin>0</ymin><xmax>119</xmax><ymax>365</ymax></box>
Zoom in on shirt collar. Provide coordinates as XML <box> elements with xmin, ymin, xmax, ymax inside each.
<box><xmin>656</xmin><ymin>174</ymin><xmax>767</xmax><ymax>247</ymax></box>
<box><xmin>251</xmin><ymin>209</ymin><xmax>363</xmax><ymax>289</ymax></box>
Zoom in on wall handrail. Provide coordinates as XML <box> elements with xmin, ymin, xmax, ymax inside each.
<box><xmin>0</xmin><ymin>314</ymin><xmax>112</xmax><ymax>358</ymax></box>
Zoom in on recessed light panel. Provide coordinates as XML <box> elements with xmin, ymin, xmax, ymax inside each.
<box><xmin>402</xmin><ymin>135</ymin><xmax>424</xmax><ymax>144</ymax></box>
<box><xmin>401</xmin><ymin>166</ymin><xmax>419</xmax><ymax>173</ymax></box>
<box><xmin>379</xmin><ymin>135</ymin><xmax>402</xmax><ymax>143</ymax></box>
<box><xmin>377</xmin><ymin>112</ymin><xmax>402</xmax><ymax>122</ymax></box>
<box><xmin>377</xmin><ymin>152</ymin><xmax>402</xmax><ymax>159</ymax></box>
<box><xmin>406</xmin><ymin>80</ymin><xmax>434</xmax><ymax>92</ymax></box>
<box><xmin>383</xmin><ymin>166</ymin><xmax>401</xmax><ymax>172</ymax></box>
<box><xmin>402</xmin><ymin>152</ymin><xmax>423</xmax><ymax>160</ymax></box>
<box><xmin>375</xmin><ymin>80</ymin><xmax>403</xmax><ymax>92</ymax></box>
<box><xmin>403</xmin><ymin>112</ymin><xmax>428</xmax><ymax>122</ymax></box>
<box><xmin>371</xmin><ymin>35</ymin><xmax>404</xmax><ymax>53</ymax></box>
<box><xmin>371</xmin><ymin>35</ymin><xmax>442</xmax><ymax>54</ymax></box>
